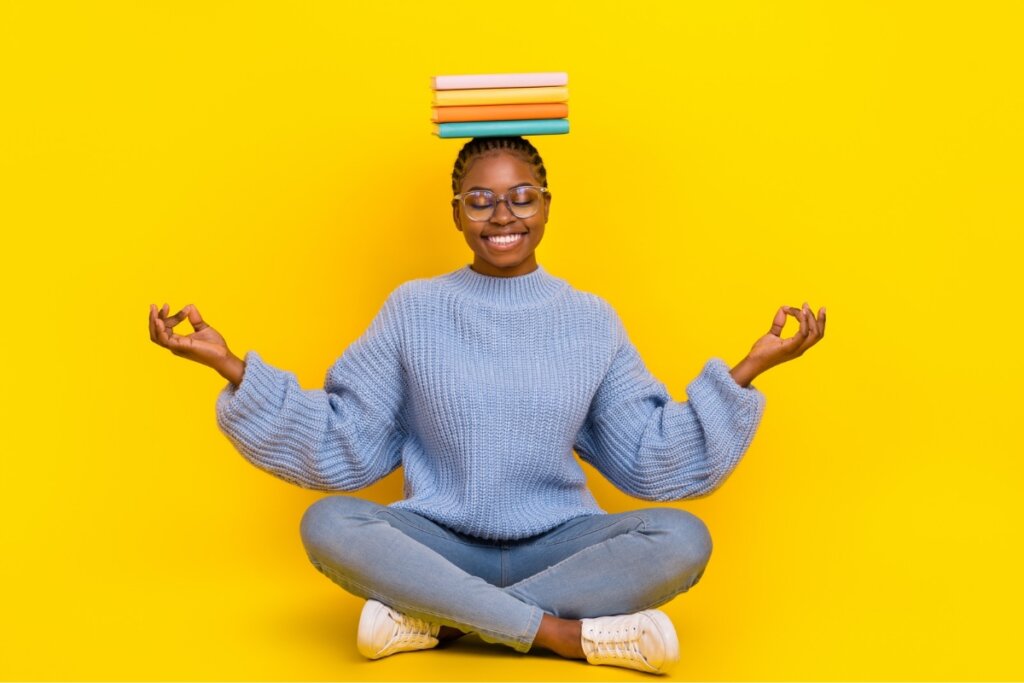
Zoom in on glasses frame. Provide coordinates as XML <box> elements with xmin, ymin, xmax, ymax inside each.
<box><xmin>451</xmin><ymin>185</ymin><xmax>551</xmax><ymax>222</ymax></box>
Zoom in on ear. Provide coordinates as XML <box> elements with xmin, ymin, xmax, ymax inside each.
<box><xmin>543</xmin><ymin>192</ymin><xmax>552</xmax><ymax>221</ymax></box>
<box><xmin>452</xmin><ymin>201</ymin><xmax>462</xmax><ymax>232</ymax></box>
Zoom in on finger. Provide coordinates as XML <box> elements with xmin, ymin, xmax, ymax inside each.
<box><xmin>155</xmin><ymin>315</ymin><xmax>182</xmax><ymax>348</ymax></box>
<box><xmin>154</xmin><ymin>315</ymin><xmax>169</xmax><ymax>346</ymax></box>
<box><xmin>185</xmin><ymin>304</ymin><xmax>208</xmax><ymax>331</ymax></box>
<box><xmin>799</xmin><ymin>302</ymin><xmax>821</xmax><ymax>355</ymax></box>
<box><xmin>803</xmin><ymin>301</ymin><xmax>819</xmax><ymax>339</ymax></box>
<box><xmin>769</xmin><ymin>306</ymin><xmax>788</xmax><ymax>336</ymax></box>
<box><xmin>819</xmin><ymin>306</ymin><xmax>826</xmax><ymax>337</ymax></box>
<box><xmin>784</xmin><ymin>306</ymin><xmax>804</xmax><ymax>331</ymax></box>
<box><xmin>795</xmin><ymin>304</ymin><xmax>809</xmax><ymax>340</ymax></box>
<box><xmin>149</xmin><ymin>304</ymin><xmax>157</xmax><ymax>342</ymax></box>
<box><xmin>163</xmin><ymin>308</ymin><xmax>190</xmax><ymax>330</ymax></box>
<box><xmin>775</xmin><ymin>307</ymin><xmax>804</xmax><ymax>353</ymax></box>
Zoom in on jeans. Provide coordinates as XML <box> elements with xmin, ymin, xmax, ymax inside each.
<box><xmin>299</xmin><ymin>496</ymin><xmax>713</xmax><ymax>653</ymax></box>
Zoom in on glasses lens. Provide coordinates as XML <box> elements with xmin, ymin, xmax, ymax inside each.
<box><xmin>508</xmin><ymin>186</ymin><xmax>542</xmax><ymax>218</ymax></box>
<box><xmin>464</xmin><ymin>191</ymin><xmax>495</xmax><ymax>220</ymax></box>
<box><xmin>460</xmin><ymin>187</ymin><xmax>544</xmax><ymax>220</ymax></box>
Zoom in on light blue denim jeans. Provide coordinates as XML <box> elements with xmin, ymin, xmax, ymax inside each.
<box><xmin>298</xmin><ymin>496</ymin><xmax>713</xmax><ymax>653</ymax></box>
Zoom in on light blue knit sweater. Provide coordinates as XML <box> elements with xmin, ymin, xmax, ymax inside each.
<box><xmin>215</xmin><ymin>264</ymin><xmax>766</xmax><ymax>540</ymax></box>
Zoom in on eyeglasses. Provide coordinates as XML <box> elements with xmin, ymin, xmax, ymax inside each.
<box><xmin>452</xmin><ymin>185</ymin><xmax>550</xmax><ymax>221</ymax></box>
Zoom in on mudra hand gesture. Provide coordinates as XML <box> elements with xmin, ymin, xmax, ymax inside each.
<box><xmin>748</xmin><ymin>302</ymin><xmax>826</xmax><ymax>372</ymax></box>
<box><xmin>728</xmin><ymin>301</ymin><xmax>825</xmax><ymax>388</ymax></box>
<box><xmin>148</xmin><ymin>303</ymin><xmax>244</xmax><ymax>383</ymax></box>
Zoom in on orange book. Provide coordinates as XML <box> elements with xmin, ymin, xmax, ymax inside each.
<box><xmin>431</xmin><ymin>102</ymin><xmax>569</xmax><ymax>123</ymax></box>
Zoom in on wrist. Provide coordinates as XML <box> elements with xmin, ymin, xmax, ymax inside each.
<box><xmin>215</xmin><ymin>352</ymin><xmax>246</xmax><ymax>386</ymax></box>
<box><xmin>729</xmin><ymin>356</ymin><xmax>764</xmax><ymax>388</ymax></box>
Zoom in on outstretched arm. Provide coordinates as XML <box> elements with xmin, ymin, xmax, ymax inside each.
<box><xmin>214</xmin><ymin>288</ymin><xmax>409</xmax><ymax>491</ymax></box>
<box><xmin>574</xmin><ymin>301</ymin><xmax>825</xmax><ymax>500</ymax></box>
<box><xmin>574</xmin><ymin>332</ymin><xmax>766</xmax><ymax>501</ymax></box>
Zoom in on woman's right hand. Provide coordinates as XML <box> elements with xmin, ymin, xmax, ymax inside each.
<box><xmin>149</xmin><ymin>303</ymin><xmax>244</xmax><ymax>383</ymax></box>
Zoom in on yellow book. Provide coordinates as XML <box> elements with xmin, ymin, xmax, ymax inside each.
<box><xmin>432</xmin><ymin>86</ymin><xmax>569</xmax><ymax>107</ymax></box>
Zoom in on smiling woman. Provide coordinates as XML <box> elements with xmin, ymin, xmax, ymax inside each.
<box><xmin>149</xmin><ymin>134</ymin><xmax>824</xmax><ymax>677</ymax></box>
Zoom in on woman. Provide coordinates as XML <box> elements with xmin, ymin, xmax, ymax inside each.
<box><xmin>148</xmin><ymin>136</ymin><xmax>825</xmax><ymax>675</ymax></box>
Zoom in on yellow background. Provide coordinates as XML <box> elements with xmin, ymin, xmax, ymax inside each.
<box><xmin>2</xmin><ymin>0</ymin><xmax>1022</xmax><ymax>680</ymax></box>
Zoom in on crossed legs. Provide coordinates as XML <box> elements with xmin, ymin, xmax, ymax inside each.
<box><xmin>298</xmin><ymin>496</ymin><xmax>712</xmax><ymax>655</ymax></box>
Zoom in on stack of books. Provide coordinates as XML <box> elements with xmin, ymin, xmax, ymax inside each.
<box><xmin>430</xmin><ymin>71</ymin><xmax>570</xmax><ymax>139</ymax></box>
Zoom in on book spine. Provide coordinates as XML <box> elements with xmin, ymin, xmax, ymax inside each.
<box><xmin>431</xmin><ymin>102</ymin><xmax>569</xmax><ymax>123</ymax></box>
<box><xmin>431</xmin><ymin>71</ymin><xmax>569</xmax><ymax>90</ymax></box>
<box><xmin>432</xmin><ymin>85</ymin><xmax>569</xmax><ymax>107</ymax></box>
<box><xmin>432</xmin><ymin>119</ymin><xmax>570</xmax><ymax>138</ymax></box>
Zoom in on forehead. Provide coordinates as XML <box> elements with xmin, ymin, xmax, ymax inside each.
<box><xmin>461</xmin><ymin>151</ymin><xmax>538</xmax><ymax>191</ymax></box>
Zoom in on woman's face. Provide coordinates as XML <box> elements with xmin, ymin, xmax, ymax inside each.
<box><xmin>452</xmin><ymin>150</ymin><xmax>550</xmax><ymax>278</ymax></box>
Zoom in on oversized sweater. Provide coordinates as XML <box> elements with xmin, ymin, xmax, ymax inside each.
<box><xmin>215</xmin><ymin>263</ymin><xmax>767</xmax><ymax>541</ymax></box>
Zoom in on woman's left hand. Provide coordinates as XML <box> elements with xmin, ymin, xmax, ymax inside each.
<box><xmin>744</xmin><ymin>302</ymin><xmax>826</xmax><ymax>375</ymax></box>
<box><xmin>733</xmin><ymin>301</ymin><xmax>827</xmax><ymax>387</ymax></box>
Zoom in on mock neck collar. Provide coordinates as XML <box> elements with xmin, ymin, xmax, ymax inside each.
<box><xmin>442</xmin><ymin>263</ymin><xmax>568</xmax><ymax>308</ymax></box>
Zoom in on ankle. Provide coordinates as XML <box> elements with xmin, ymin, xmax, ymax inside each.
<box><xmin>534</xmin><ymin>614</ymin><xmax>585</xmax><ymax>659</ymax></box>
<box><xmin>437</xmin><ymin>625</ymin><xmax>467</xmax><ymax>642</ymax></box>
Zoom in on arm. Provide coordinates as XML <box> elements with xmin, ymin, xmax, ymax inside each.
<box><xmin>214</xmin><ymin>287</ymin><xmax>408</xmax><ymax>491</ymax></box>
<box><xmin>573</xmin><ymin>314</ymin><xmax>766</xmax><ymax>501</ymax></box>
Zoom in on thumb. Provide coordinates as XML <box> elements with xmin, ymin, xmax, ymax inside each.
<box><xmin>185</xmin><ymin>304</ymin><xmax>208</xmax><ymax>331</ymax></box>
<box><xmin>768</xmin><ymin>306</ymin><xmax>788</xmax><ymax>337</ymax></box>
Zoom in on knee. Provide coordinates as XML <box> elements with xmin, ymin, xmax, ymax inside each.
<box><xmin>642</xmin><ymin>507</ymin><xmax>713</xmax><ymax>571</ymax></box>
<box><xmin>298</xmin><ymin>495</ymin><xmax>376</xmax><ymax>555</ymax></box>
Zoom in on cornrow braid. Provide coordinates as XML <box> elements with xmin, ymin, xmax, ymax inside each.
<box><xmin>451</xmin><ymin>136</ymin><xmax>548</xmax><ymax>195</ymax></box>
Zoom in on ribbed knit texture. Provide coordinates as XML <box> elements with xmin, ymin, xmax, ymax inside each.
<box><xmin>215</xmin><ymin>264</ymin><xmax>767</xmax><ymax>541</ymax></box>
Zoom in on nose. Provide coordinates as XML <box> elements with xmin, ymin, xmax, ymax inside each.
<box><xmin>489</xmin><ymin>199</ymin><xmax>515</xmax><ymax>225</ymax></box>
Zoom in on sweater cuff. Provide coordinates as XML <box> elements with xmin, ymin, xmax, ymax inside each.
<box><xmin>215</xmin><ymin>349</ymin><xmax>285</xmax><ymax>426</ymax></box>
<box><xmin>686</xmin><ymin>356</ymin><xmax>767</xmax><ymax>438</ymax></box>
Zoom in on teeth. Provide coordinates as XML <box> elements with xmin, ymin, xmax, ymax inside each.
<box><xmin>488</xmin><ymin>234</ymin><xmax>523</xmax><ymax>244</ymax></box>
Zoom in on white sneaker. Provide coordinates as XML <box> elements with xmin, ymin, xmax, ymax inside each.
<box><xmin>356</xmin><ymin>599</ymin><xmax>441</xmax><ymax>660</ymax></box>
<box><xmin>580</xmin><ymin>609</ymin><xmax>680</xmax><ymax>675</ymax></box>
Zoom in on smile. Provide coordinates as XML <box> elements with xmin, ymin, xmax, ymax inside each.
<box><xmin>484</xmin><ymin>233</ymin><xmax>526</xmax><ymax>249</ymax></box>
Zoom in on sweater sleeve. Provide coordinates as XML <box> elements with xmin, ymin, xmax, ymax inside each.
<box><xmin>573</xmin><ymin>313</ymin><xmax>766</xmax><ymax>500</ymax></box>
<box><xmin>214</xmin><ymin>287</ymin><xmax>407</xmax><ymax>491</ymax></box>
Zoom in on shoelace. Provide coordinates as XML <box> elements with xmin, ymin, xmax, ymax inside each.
<box><xmin>586</xmin><ymin>622</ymin><xmax>648</xmax><ymax>665</ymax></box>
<box><xmin>385</xmin><ymin>608</ymin><xmax>436</xmax><ymax>646</ymax></box>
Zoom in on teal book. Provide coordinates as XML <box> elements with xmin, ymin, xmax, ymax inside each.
<box><xmin>432</xmin><ymin>118</ymin><xmax>570</xmax><ymax>138</ymax></box>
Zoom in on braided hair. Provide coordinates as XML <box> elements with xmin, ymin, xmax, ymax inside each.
<box><xmin>450</xmin><ymin>136</ymin><xmax>549</xmax><ymax>195</ymax></box>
